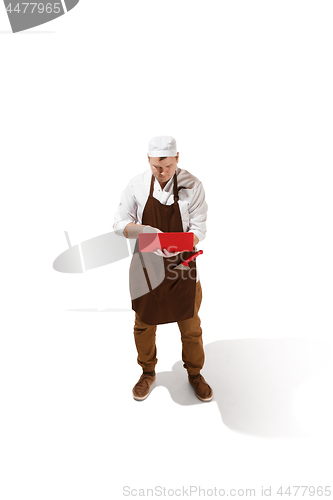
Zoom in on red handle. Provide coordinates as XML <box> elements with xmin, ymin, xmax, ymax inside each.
<box><xmin>180</xmin><ymin>250</ymin><xmax>203</xmax><ymax>267</ymax></box>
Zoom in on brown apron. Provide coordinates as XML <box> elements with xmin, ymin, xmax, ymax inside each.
<box><xmin>129</xmin><ymin>172</ymin><xmax>197</xmax><ymax>325</ymax></box>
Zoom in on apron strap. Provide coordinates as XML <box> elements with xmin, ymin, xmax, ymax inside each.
<box><xmin>173</xmin><ymin>171</ymin><xmax>179</xmax><ymax>202</ymax></box>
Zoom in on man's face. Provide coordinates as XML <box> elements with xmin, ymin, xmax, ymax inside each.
<box><xmin>147</xmin><ymin>153</ymin><xmax>179</xmax><ymax>185</ymax></box>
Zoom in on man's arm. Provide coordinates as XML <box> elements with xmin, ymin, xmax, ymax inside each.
<box><xmin>124</xmin><ymin>223</ymin><xmax>162</xmax><ymax>239</ymax></box>
<box><xmin>124</xmin><ymin>223</ymin><xmax>146</xmax><ymax>239</ymax></box>
<box><xmin>113</xmin><ymin>181</ymin><xmax>143</xmax><ymax>237</ymax></box>
<box><xmin>113</xmin><ymin>180</ymin><xmax>163</xmax><ymax>239</ymax></box>
<box><xmin>188</xmin><ymin>182</ymin><xmax>208</xmax><ymax>247</ymax></box>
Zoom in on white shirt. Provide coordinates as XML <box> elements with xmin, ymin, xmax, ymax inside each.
<box><xmin>113</xmin><ymin>167</ymin><xmax>208</xmax><ymax>282</ymax></box>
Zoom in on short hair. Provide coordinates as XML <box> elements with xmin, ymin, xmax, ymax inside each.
<box><xmin>157</xmin><ymin>156</ymin><xmax>177</xmax><ymax>161</ymax></box>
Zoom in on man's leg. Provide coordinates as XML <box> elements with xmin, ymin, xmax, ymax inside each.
<box><xmin>133</xmin><ymin>312</ymin><xmax>157</xmax><ymax>372</ymax></box>
<box><xmin>177</xmin><ymin>280</ymin><xmax>213</xmax><ymax>401</ymax></box>
<box><xmin>177</xmin><ymin>280</ymin><xmax>204</xmax><ymax>375</ymax></box>
<box><xmin>132</xmin><ymin>312</ymin><xmax>157</xmax><ymax>401</ymax></box>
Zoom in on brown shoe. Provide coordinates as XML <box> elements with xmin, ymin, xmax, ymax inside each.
<box><xmin>188</xmin><ymin>373</ymin><xmax>213</xmax><ymax>402</ymax></box>
<box><xmin>132</xmin><ymin>371</ymin><xmax>156</xmax><ymax>401</ymax></box>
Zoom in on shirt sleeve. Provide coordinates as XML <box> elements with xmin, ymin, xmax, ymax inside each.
<box><xmin>113</xmin><ymin>181</ymin><xmax>138</xmax><ymax>237</ymax></box>
<box><xmin>188</xmin><ymin>182</ymin><xmax>208</xmax><ymax>242</ymax></box>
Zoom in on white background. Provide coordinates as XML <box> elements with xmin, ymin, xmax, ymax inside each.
<box><xmin>0</xmin><ymin>1</ymin><xmax>332</xmax><ymax>499</ymax></box>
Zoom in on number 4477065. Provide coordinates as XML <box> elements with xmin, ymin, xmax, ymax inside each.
<box><xmin>6</xmin><ymin>3</ymin><xmax>61</xmax><ymax>14</ymax></box>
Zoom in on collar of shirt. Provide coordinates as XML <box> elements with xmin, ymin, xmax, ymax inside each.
<box><xmin>153</xmin><ymin>166</ymin><xmax>180</xmax><ymax>193</ymax></box>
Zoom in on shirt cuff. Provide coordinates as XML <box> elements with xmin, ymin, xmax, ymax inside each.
<box><xmin>190</xmin><ymin>229</ymin><xmax>206</xmax><ymax>243</ymax></box>
<box><xmin>113</xmin><ymin>220</ymin><xmax>134</xmax><ymax>237</ymax></box>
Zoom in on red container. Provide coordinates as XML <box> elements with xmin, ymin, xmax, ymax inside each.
<box><xmin>139</xmin><ymin>232</ymin><xmax>194</xmax><ymax>253</ymax></box>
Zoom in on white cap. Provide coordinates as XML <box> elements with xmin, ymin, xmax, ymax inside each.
<box><xmin>148</xmin><ymin>136</ymin><xmax>177</xmax><ymax>157</ymax></box>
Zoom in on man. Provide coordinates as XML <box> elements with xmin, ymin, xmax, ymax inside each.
<box><xmin>113</xmin><ymin>136</ymin><xmax>213</xmax><ymax>402</ymax></box>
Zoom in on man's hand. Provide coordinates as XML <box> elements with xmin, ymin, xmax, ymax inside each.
<box><xmin>193</xmin><ymin>234</ymin><xmax>199</xmax><ymax>247</ymax></box>
<box><xmin>154</xmin><ymin>248</ymin><xmax>179</xmax><ymax>258</ymax></box>
<box><xmin>124</xmin><ymin>223</ymin><xmax>162</xmax><ymax>238</ymax></box>
<box><xmin>142</xmin><ymin>226</ymin><xmax>163</xmax><ymax>234</ymax></box>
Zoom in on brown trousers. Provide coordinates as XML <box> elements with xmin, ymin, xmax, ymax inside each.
<box><xmin>133</xmin><ymin>280</ymin><xmax>205</xmax><ymax>376</ymax></box>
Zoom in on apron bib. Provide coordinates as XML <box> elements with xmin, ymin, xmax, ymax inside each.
<box><xmin>129</xmin><ymin>172</ymin><xmax>197</xmax><ymax>325</ymax></box>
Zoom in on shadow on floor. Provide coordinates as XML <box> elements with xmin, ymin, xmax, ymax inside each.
<box><xmin>152</xmin><ymin>338</ymin><xmax>331</xmax><ymax>438</ymax></box>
